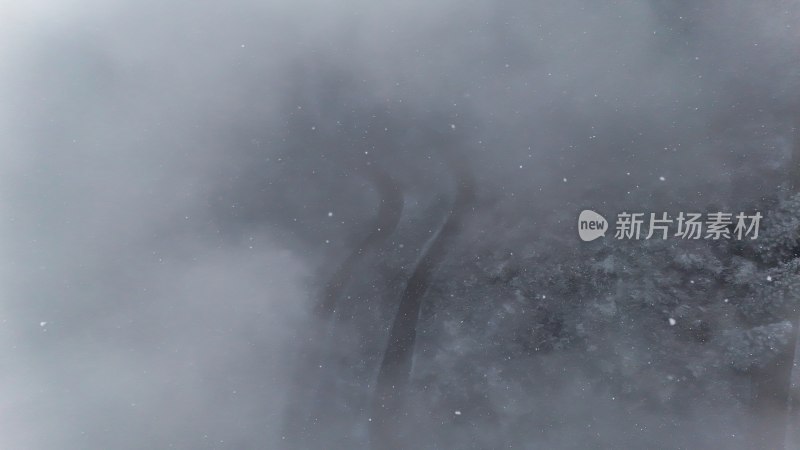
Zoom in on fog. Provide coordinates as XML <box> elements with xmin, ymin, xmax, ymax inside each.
<box><xmin>1</xmin><ymin>0</ymin><xmax>799</xmax><ymax>448</ymax></box>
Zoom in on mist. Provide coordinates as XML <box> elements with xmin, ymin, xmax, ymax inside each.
<box><xmin>2</xmin><ymin>0</ymin><xmax>799</xmax><ymax>448</ymax></box>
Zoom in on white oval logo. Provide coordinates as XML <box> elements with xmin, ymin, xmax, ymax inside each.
<box><xmin>578</xmin><ymin>210</ymin><xmax>607</xmax><ymax>241</ymax></box>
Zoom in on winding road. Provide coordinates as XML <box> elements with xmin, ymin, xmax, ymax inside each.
<box><xmin>315</xmin><ymin>165</ymin><xmax>405</xmax><ymax>319</ymax></box>
<box><xmin>370</xmin><ymin>146</ymin><xmax>476</xmax><ymax>450</ymax></box>
<box><xmin>282</xmin><ymin>163</ymin><xmax>404</xmax><ymax>449</ymax></box>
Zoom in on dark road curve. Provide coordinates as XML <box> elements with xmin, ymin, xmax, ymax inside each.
<box><xmin>370</xmin><ymin>146</ymin><xmax>476</xmax><ymax>450</ymax></box>
<box><xmin>282</xmin><ymin>163</ymin><xmax>404</xmax><ymax>449</ymax></box>
<box><xmin>314</xmin><ymin>165</ymin><xmax>405</xmax><ymax>319</ymax></box>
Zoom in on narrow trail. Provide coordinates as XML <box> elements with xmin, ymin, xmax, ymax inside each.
<box><xmin>370</xmin><ymin>149</ymin><xmax>476</xmax><ymax>450</ymax></box>
<box><xmin>282</xmin><ymin>164</ymin><xmax>404</xmax><ymax>449</ymax></box>
<box><xmin>315</xmin><ymin>166</ymin><xmax>405</xmax><ymax>318</ymax></box>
